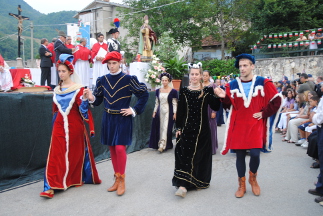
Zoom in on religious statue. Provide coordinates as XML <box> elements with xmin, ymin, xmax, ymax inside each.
<box><xmin>138</xmin><ymin>15</ymin><xmax>157</xmax><ymax>62</ymax></box>
<box><xmin>9</xmin><ymin>13</ymin><xmax>29</xmax><ymax>36</ymax></box>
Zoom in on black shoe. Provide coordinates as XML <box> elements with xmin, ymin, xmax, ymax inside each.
<box><xmin>315</xmin><ymin>196</ymin><xmax>323</xmax><ymax>203</ymax></box>
<box><xmin>308</xmin><ymin>189</ymin><xmax>322</xmax><ymax>196</ymax></box>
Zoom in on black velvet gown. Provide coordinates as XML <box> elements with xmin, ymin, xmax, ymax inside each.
<box><xmin>172</xmin><ymin>86</ymin><xmax>220</xmax><ymax>189</ymax></box>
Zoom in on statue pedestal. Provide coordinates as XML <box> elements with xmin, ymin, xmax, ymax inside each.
<box><xmin>16</xmin><ymin>58</ymin><xmax>24</xmax><ymax>69</ymax></box>
<box><xmin>130</xmin><ymin>62</ymin><xmax>151</xmax><ymax>88</ymax></box>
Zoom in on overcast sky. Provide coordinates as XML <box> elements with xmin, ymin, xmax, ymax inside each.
<box><xmin>24</xmin><ymin>0</ymin><xmax>124</xmax><ymax>14</ymax></box>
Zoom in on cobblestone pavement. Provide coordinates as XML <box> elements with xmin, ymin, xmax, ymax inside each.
<box><xmin>1</xmin><ymin>126</ymin><xmax>322</xmax><ymax>216</ymax></box>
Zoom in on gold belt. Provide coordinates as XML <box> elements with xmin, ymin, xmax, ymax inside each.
<box><xmin>105</xmin><ymin>108</ymin><xmax>122</xmax><ymax>114</ymax></box>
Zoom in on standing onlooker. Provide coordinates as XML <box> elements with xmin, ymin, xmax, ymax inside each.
<box><xmin>47</xmin><ymin>38</ymin><xmax>57</xmax><ymax>87</ymax></box>
<box><xmin>54</xmin><ymin>31</ymin><xmax>75</xmax><ymax>82</ymax></box>
<box><xmin>107</xmin><ymin>28</ymin><xmax>121</xmax><ymax>52</ymax></box>
<box><xmin>91</xmin><ymin>33</ymin><xmax>109</xmax><ymax>87</ymax></box>
<box><xmin>73</xmin><ymin>38</ymin><xmax>91</xmax><ymax>87</ymax></box>
<box><xmin>65</xmin><ymin>36</ymin><xmax>75</xmax><ymax>49</ymax></box>
<box><xmin>39</xmin><ymin>38</ymin><xmax>52</xmax><ymax>86</ymax></box>
<box><xmin>0</xmin><ymin>54</ymin><xmax>13</xmax><ymax>91</ymax></box>
<box><xmin>309</xmin><ymin>83</ymin><xmax>323</xmax><ymax>204</ymax></box>
<box><xmin>309</xmin><ymin>31</ymin><xmax>318</xmax><ymax>55</ymax></box>
<box><xmin>54</xmin><ymin>31</ymin><xmax>74</xmax><ymax>63</ymax></box>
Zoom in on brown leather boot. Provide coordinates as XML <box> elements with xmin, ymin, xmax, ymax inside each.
<box><xmin>107</xmin><ymin>173</ymin><xmax>120</xmax><ymax>192</ymax></box>
<box><xmin>117</xmin><ymin>174</ymin><xmax>125</xmax><ymax>196</ymax></box>
<box><xmin>235</xmin><ymin>176</ymin><xmax>246</xmax><ymax>198</ymax></box>
<box><xmin>248</xmin><ymin>171</ymin><xmax>260</xmax><ymax>196</ymax></box>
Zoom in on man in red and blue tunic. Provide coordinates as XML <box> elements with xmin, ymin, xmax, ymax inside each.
<box><xmin>83</xmin><ymin>51</ymin><xmax>149</xmax><ymax>196</ymax></box>
<box><xmin>215</xmin><ymin>53</ymin><xmax>282</xmax><ymax>198</ymax></box>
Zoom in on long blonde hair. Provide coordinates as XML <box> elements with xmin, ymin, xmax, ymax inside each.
<box><xmin>189</xmin><ymin>67</ymin><xmax>204</xmax><ymax>99</ymax></box>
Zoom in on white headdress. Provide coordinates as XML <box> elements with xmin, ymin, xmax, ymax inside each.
<box><xmin>188</xmin><ymin>62</ymin><xmax>202</xmax><ymax>69</ymax></box>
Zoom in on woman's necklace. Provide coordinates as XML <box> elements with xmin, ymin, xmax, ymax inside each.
<box><xmin>190</xmin><ymin>83</ymin><xmax>200</xmax><ymax>88</ymax></box>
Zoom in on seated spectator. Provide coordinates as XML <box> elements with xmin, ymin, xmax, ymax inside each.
<box><xmin>283</xmin><ymin>91</ymin><xmax>311</xmax><ymax>143</ymax></box>
<box><xmin>297</xmin><ymin>73</ymin><xmax>315</xmax><ymax>94</ymax></box>
<box><xmin>278</xmin><ymin>93</ymin><xmax>299</xmax><ymax>134</ymax></box>
<box><xmin>295</xmin><ymin>96</ymin><xmax>319</xmax><ymax>147</ymax></box>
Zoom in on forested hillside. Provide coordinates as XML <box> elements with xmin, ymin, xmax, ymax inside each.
<box><xmin>0</xmin><ymin>0</ymin><xmax>77</xmax><ymax>60</ymax></box>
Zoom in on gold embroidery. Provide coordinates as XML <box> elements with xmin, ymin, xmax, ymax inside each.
<box><xmin>104</xmin><ymin>96</ymin><xmax>131</xmax><ymax>104</ymax></box>
<box><xmin>175</xmin><ymin>169</ymin><xmax>209</xmax><ymax>184</ymax></box>
<box><xmin>190</xmin><ymin>93</ymin><xmax>207</xmax><ymax>176</ymax></box>
<box><xmin>102</xmin><ymin>84</ymin><xmax>129</xmax><ymax>98</ymax></box>
<box><xmin>130</xmin><ymin>79</ymin><xmax>147</xmax><ymax>92</ymax></box>
<box><xmin>173</xmin><ymin>175</ymin><xmax>209</xmax><ymax>189</ymax></box>
<box><xmin>105</xmin><ymin>74</ymin><xmax>126</xmax><ymax>89</ymax></box>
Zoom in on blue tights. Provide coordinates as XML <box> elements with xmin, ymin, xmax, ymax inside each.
<box><xmin>236</xmin><ymin>148</ymin><xmax>261</xmax><ymax>178</ymax></box>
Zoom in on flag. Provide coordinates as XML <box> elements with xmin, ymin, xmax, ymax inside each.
<box><xmin>279</xmin><ymin>33</ymin><xmax>282</xmax><ymax>38</ymax></box>
<box><xmin>274</xmin><ymin>34</ymin><xmax>278</xmax><ymax>38</ymax></box>
<box><xmin>318</xmin><ymin>40</ymin><xmax>322</xmax><ymax>45</ymax></box>
<box><xmin>305</xmin><ymin>40</ymin><xmax>309</xmax><ymax>46</ymax></box>
<box><xmin>269</xmin><ymin>34</ymin><xmax>273</xmax><ymax>38</ymax></box>
<box><xmin>264</xmin><ymin>35</ymin><xmax>267</xmax><ymax>38</ymax></box>
<box><xmin>318</xmin><ymin>28</ymin><xmax>322</xmax><ymax>32</ymax></box>
<box><xmin>305</xmin><ymin>29</ymin><xmax>310</xmax><ymax>32</ymax></box>
<box><xmin>288</xmin><ymin>43</ymin><xmax>293</xmax><ymax>48</ymax></box>
<box><xmin>278</xmin><ymin>43</ymin><xmax>282</xmax><ymax>48</ymax></box>
<box><xmin>294</xmin><ymin>42</ymin><xmax>298</xmax><ymax>47</ymax></box>
<box><xmin>253</xmin><ymin>44</ymin><xmax>257</xmax><ymax>49</ymax></box>
<box><xmin>300</xmin><ymin>31</ymin><xmax>304</xmax><ymax>36</ymax></box>
<box><xmin>289</xmin><ymin>32</ymin><xmax>293</xmax><ymax>37</ymax></box>
<box><xmin>300</xmin><ymin>41</ymin><xmax>304</xmax><ymax>46</ymax></box>
<box><xmin>284</xmin><ymin>32</ymin><xmax>288</xmax><ymax>37</ymax></box>
<box><xmin>268</xmin><ymin>44</ymin><xmax>272</xmax><ymax>48</ymax></box>
<box><xmin>257</xmin><ymin>41</ymin><xmax>260</xmax><ymax>44</ymax></box>
<box><xmin>283</xmin><ymin>43</ymin><xmax>287</xmax><ymax>47</ymax></box>
<box><xmin>294</xmin><ymin>32</ymin><xmax>299</xmax><ymax>37</ymax></box>
<box><xmin>273</xmin><ymin>44</ymin><xmax>276</xmax><ymax>48</ymax></box>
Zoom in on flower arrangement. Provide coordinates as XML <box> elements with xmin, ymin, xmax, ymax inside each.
<box><xmin>21</xmin><ymin>74</ymin><xmax>35</xmax><ymax>87</ymax></box>
<box><xmin>144</xmin><ymin>55</ymin><xmax>165</xmax><ymax>86</ymax></box>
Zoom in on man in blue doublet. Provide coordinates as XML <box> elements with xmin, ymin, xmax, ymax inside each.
<box><xmin>83</xmin><ymin>51</ymin><xmax>149</xmax><ymax>196</ymax></box>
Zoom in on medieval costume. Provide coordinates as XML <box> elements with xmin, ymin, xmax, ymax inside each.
<box><xmin>0</xmin><ymin>54</ymin><xmax>13</xmax><ymax>91</ymax></box>
<box><xmin>207</xmin><ymin>82</ymin><xmax>218</xmax><ymax>154</ymax></box>
<box><xmin>73</xmin><ymin>44</ymin><xmax>91</xmax><ymax>87</ymax></box>
<box><xmin>220</xmin><ymin>54</ymin><xmax>282</xmax><ymax>198</ymax></box>
<box><xmin>40</xmin><ymin>54</ymin><xmax>101</xmax><ymax>199</ymax></box>
<box><xmin>91</xmin><ymin>41</ymin><xmax>109</xmax><ymax>86</ymax></box>
<box><xmin>172</xmin><ymin>86</ymin><xmax>220</xmax><ymax>190</ymax></box>
<box><xmin>149</xmin><ymin>88</ymin><xmax>178</xmax><ymax>151</ymax></box>
<box><xmin>91</xmin><ymin>51</ymin><xmax>149</xmax><ymax>196</ymax></box>
<box><xmin>107</xmin><ymin>28</ymin><xmax>121</xmax><ymax>52</ymax></box>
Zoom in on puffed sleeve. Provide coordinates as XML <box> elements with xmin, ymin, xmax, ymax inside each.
<box><xmin>206</xmin><ymin>87</ymin><xmax>220</xmax><ymax>112</ymax></box>
<box><xmin>129</xmin><ymin>75</ymin><xmax>149</xmax><ymax>115</ymax></box>
<box><xmin>175</xmin><ymin>88</ymin><xmax>186</xmax><ymax>130</ymax></box>
<box><xmin>172</xmin><ymin>89</ymin><xmax>178</xmax><ymax>114</ymax></box>
<box><xmin>92</xmin><ymin>77</ymin><xmax>104</xmax><ymax>106</ymax></box>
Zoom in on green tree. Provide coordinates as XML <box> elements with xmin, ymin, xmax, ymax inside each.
<box><xmin>119</xmin><ymin>0</ymin><xmax>210</xmax><ymax>51</ymax></box>
<box><xmin>154</xmin><ymin>32</ymin><xmax>182</xmax><ymax>62</ymax></box>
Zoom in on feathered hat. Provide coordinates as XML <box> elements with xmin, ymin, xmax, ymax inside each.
<box><xmin>108</xmin><ymin>18</ymin><xmax>120</xmax><ymax>34</ymax></box>
<box><xmin>56</xmin><ymin>54</ymin><xmax>74</xmax><ymax>73</ymax></box>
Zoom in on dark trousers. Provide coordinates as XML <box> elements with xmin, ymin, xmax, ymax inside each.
<box><xmin>40</xmin><ymin>67</ymin><xmax>51</xmax><ymax>86</ymax></box>
<box><xmin>315</xmin><ymin>126</ymin><xmax>323</xmax><ymax>195</ymax></box>
<box><xmin>236</xmin><ymin>148</ymin><xmax>261</xmax><ymax>178</ymax></box>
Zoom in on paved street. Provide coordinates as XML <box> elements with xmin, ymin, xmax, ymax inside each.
<box><xmin>1</xmin><ymin>126</ymin><xmax>322</xmax><ymax>216</ymax></box>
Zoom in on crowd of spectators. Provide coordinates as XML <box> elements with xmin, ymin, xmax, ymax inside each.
<box><xmin>274</xmin><ymin>72</ymin><xmax>323</xmax><ymax>205</ymax></box>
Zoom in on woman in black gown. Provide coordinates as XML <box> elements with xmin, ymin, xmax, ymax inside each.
<box><xmin>172</xmin><ymin>63</ymin><xmax>221</xmax><ymax>197</ymax></box>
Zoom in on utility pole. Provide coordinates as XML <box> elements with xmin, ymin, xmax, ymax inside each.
<box><xmin>30</xmin><ymin>21</ymin><xmax>34</xmax><ymax>68</ymax></box>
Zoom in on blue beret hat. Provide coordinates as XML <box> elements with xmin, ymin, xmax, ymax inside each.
<box><xmin>234</xmin><ymin>53</ymin><xmax>255</xmax><ymax>68</ymax></box>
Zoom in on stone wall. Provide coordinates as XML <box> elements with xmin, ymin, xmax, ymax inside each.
<box><xmin>254</xmin><ymin>55</ymin><xmax>323</xmax><ymax>81</ymax></box>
